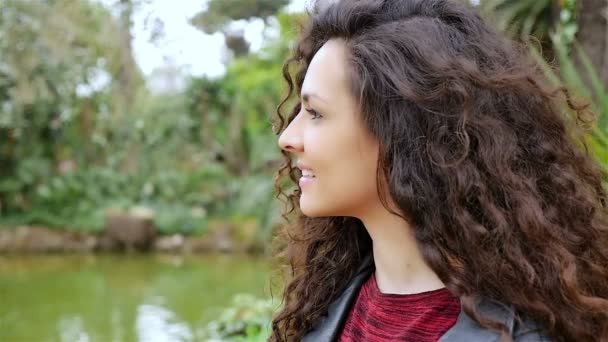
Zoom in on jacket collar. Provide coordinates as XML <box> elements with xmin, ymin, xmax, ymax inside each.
<box><xmin>301</xmin><ymin>252</ymin><xmax>542</xmax><ymax>342</ymax></box>
<box><xmin>302</xmin><ymin>253</ymin><xmax>374</xmax><ymax>342</ymax></box>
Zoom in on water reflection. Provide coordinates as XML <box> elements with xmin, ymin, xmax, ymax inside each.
<box><xmin>111</xmin><ymin>308</ymin><xmax>125</xmax><ymax>342</ymax></box>
<box><xmin>58</xmin><ymin>315</ymin><xmax>90</xmax><ymax>342</ymax></box>
<box><xmin>136</xmin><ymin>303</ymin><xmax>193</xmax><ymax>342</ymax></box>
<box><xmin>0</xmin><ymin>254</ymin><xmax>270</xmax><ymax>341</ymax></box>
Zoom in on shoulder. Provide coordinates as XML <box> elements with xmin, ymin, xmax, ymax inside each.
<box><xmin>439</xmin><ymin>298</ymin><xmax>552</xmax><ymax>342</ymax></box>
<box><xmin>512</xmin><ymin>317</ymin><xmax>552</xmax><ymax>342</ymax></box>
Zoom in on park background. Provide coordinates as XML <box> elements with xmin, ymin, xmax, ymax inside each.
<box><xmin>1</xmin><ymin>0</ymin><xmax>607</xmax><ymax>341</ymax></box>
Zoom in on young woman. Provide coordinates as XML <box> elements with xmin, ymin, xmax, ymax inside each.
<box><xmin>270</xmin><ymin>0</ymin><xmax>608</xmax><ymax>341</ymax></box>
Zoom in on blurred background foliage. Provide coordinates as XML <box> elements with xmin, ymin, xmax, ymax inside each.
<box><xmin>0</xmin><ymin>0</ymin><xmax>303</xmax><ymax>241</ymax></box>
<box><xmin>1</xmin><ymin>0</ymin><xmax>608</xmax><ymax>244</ymax></box>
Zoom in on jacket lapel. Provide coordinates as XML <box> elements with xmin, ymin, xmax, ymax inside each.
<box><xmin>302</xmin><ymin>254</ymin><xmax>374</xmax><ymax>342</ymax></box>
<box><xmin>438</xmin><ymin>299</ymin><xmax>514</xmax><ymax>342</ymax></box>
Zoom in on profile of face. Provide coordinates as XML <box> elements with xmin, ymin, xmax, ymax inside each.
<box><xmin>278</xmin><ymin>39</ymin><xmax>381</xmax><ymax>218</ymax></box>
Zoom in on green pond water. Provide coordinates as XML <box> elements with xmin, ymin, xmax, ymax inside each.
<box><xmin>0</xmin><ymin>254</ymin><xmax>273</xmax><ymax>342</ymax></box>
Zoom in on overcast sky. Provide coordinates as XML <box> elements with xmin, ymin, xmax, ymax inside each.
<box><xmin>97</xmin><ymin>0</ymin><xmax>309</xmax><ymax>79</ymax></box>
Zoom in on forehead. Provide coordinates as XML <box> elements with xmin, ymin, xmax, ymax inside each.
<box><xmin>301</xmin><ymin>39</ymin><xmax>351</xmax><ymax>97</ymax></box>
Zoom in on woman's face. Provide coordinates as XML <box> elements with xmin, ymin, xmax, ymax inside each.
<box><xmin>278</xmin><ymin>39</ymin><xmax>381</xmax><ymax>218</ymax></box>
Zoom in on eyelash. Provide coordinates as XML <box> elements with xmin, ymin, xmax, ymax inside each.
<box><xmin>305</xmin><ymin>108</ymin><xmax>322</xmax><ymax>120</ymax></box>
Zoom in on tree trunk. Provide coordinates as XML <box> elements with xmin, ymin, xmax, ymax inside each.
<box><xmin>198</xmin><ymin>93</ymin><xmax>215</xmax><ymax>150</ymax></box>
<box><xmin>225</xmin><ymin>102</ymin><xmax>249</xmax><ymax>176</ymax></box>
<box><xmin>118</xmin><ymin>0</ymin><xmax>136</xmax><ymax>114</ymax></box>
<box><xmin>576</xmin><ymin>0</ymin><xmax>608</xmax><ymax>87</ymax></box>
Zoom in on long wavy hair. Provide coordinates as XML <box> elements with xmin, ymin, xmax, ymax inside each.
<box><xmin>270</xmin><ymin>0</ymin><xmax>608</xmax><ymax>341</ymax></box>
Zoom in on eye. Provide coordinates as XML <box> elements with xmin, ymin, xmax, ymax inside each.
<box><xmin>305</xmin><ymin>108</ymin><xmax>322</xmax><ymax>120</ymax></box>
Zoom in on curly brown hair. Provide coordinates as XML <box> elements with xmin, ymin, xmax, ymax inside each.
<box><xmin>270</xmin><ymin>0</ymin><xmax>608</xmax><ymax>341</ymax></box>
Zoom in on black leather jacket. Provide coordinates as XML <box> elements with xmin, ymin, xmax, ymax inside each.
<box><xmin>302</xmin><ymin>254</ymin><xmax>551</xmax><ymax>342</ymax></box>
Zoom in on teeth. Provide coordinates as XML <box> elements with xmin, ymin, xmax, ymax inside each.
<box><xmin>302</xmin><ymin>170</ymin><xmax>316</xmax><ymax>177</ymax></box>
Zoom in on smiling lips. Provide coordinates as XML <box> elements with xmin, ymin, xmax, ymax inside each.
<box><xmin>300</xmin><ymin>170</ymin><xmax>315</xmax><ymax>187</ymax></box>
<box><xmin>301</xmin><ymin>169</ymin><xmax>316</xmax><ymax>178</ymax></box>
<box><xmin>297</xmin><ymin>162</ymin><xmax>316</xmax><ymax>187</ymax></box>
<box><xmin>299</xmin><ymin>174</ymin><xmax>315</xmax><ymax>187</ymax></box>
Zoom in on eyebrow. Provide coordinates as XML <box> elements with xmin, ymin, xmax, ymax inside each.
<box><xmin>301</xmin><ymin>92</ymin><xmax>328</xmax><ymax>104</ymax></box>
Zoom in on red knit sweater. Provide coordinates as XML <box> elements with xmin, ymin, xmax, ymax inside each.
<box><xmin>339</xmin><ymin>272</ymin><xmax>461</xmax><ymax>342</ymax></box>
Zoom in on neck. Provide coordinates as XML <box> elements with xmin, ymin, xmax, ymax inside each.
<box><xmin>359</xmin><ymin>204</ymin><xmax>445</xmax><ymax>295</ymax></box>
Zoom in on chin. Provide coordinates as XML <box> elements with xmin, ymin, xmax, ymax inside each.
<box><xmin>300</xmin><ymin>206</ymin><xmax>323</xmax><ymax>217</ymax></box>
<box><xmin>299</xmin><ymin>198</ymin><xmax>331</xmax><ymax>217</ymax></box>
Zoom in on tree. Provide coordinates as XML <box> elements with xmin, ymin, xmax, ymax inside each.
<box><xmin>189</xmin><ymin>0</ymin><xmax>289</xmax><ymax>57</ymax></box>
<box><xmin>0</xmin><ymin>0</ymin><xmax>139</xmax><ymax>214</ymax></box>
<box><xmin>187</xmin><ymin>1</ymin><xmax>292</xmax><ymax>176</ymax></box>
<box><xmin>115</xmin><ymin>0</ymin><xmax>139</xmax><ymax>114</ymax></box>
<box><xmin>186</xmin><ymin>12</ymin><xmax>303</xmax><ymax>176</ymax></box>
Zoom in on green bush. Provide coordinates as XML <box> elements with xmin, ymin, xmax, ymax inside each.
<box><xmin>0</xmin><ymin>165</ymin><xmax>216</xmax><ymax>234</ymax></box>
<box><xmin>201</xmin><ymin>294</ymin><xmax>276</xmax><ymax>342</ymax></box>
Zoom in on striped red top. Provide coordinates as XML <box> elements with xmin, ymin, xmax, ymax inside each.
<box><xmin>339</xmin><ymin>272</ymin><xmax>461</xmax><ymax>342</ymax></box>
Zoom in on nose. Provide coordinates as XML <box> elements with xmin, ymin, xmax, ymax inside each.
<box><xmin>278</xmin><ymin>113</ymin><xmax>304</xmax><ymax>154</ymax></box>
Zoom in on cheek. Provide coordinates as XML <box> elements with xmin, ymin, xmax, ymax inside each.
<box><xmin>300</xmin><ymin>135</ymin><xmax>379</xmax><ymax>217</ymax></box>
<box><xmin>333</xmin><ymin>151</ymin><xmax>378</xmax><ymax>201</ymax></box>
<box><xmin>329</xmin><ymin>159</ymin><xmax>379</xmax><ymax>216</ymax></box>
